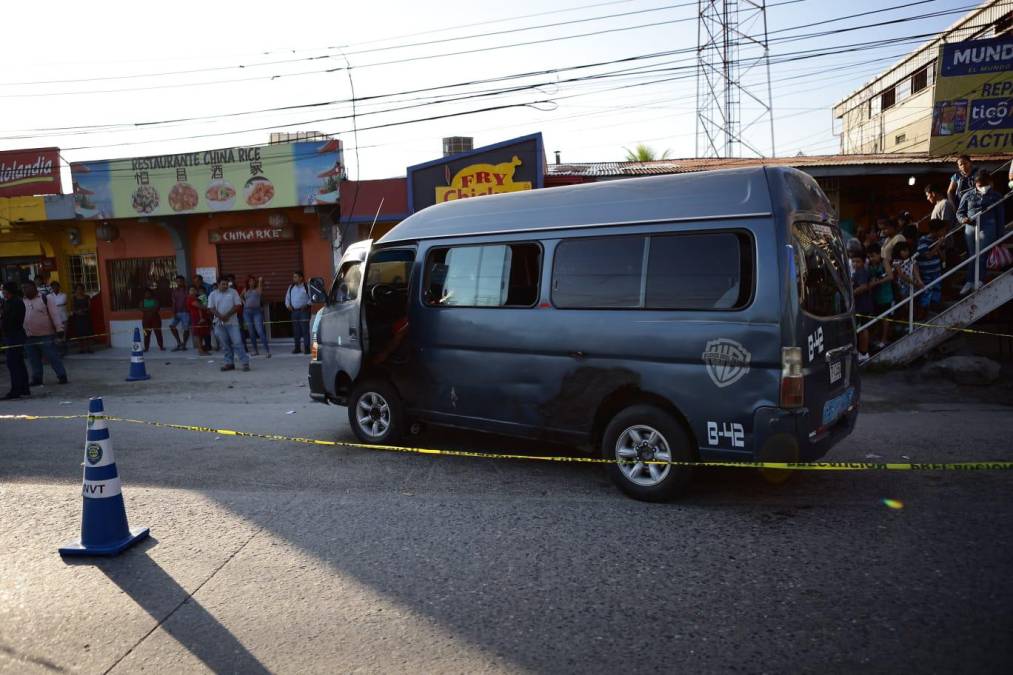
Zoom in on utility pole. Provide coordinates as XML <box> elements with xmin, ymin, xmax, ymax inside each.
<box><xmin>696</xmin><ymin>0</ymin><xmax>776</xmax><ymax>158</ymax></box>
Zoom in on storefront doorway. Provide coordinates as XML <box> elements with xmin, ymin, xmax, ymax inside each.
<box><xmin>216</xmin><ymin>237</ymin><xmax>303</xmax><ymax>340</ymax></box>
<box><xmin>1</xmin><ymin>258</ymin><xmax>43</xmax><ymax>285</ymax></box>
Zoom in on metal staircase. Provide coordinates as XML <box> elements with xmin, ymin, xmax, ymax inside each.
<box><xmin>860</xmin><ymin>191</ymin><xmax>1013</xmax><ymax>368</ymax></box>
<box><xmin>868</xmin><ymin>267</ymin><xmax>1013</xmax><ymax>366</ymax></box>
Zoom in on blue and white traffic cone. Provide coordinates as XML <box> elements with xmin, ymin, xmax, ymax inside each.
<box><xmin>126</xmin><ymin>327</ymin><xmax>151</xmax><ymax>381</ymax></box>
<box><xmin>59</xmin><ymin>397</ymin><xmax>149</xmax><ymax>557</ymax></box>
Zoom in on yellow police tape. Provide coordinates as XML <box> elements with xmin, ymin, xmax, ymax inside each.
<box><xmin>2</xmin><ymin>414</ymin><xmax>1011</xmax><ymax>471</ymax></box>
<box><xmin>0</xmin><ymin>319</ymin><xmax>302</xmax><ymax>352</ymax></box>
<box><xmin>855</xmin><ymin>314</ymin><xmax>1013</xmax><ymax>340</ymax></box>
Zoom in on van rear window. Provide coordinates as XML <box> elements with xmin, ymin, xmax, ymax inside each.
<box><xmin>792</xmin><ymin>222</ymin><xmax>851</xmax><ymax>317</ymax></box>
<box><xmin>552</xmin><ymin>232</ymin><xmax>751</xmax><ymax>310</ymax></box>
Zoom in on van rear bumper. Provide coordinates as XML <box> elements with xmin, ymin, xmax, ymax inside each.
<box><xmin>753</xmin><ymin>403</ymin><xmax>859</xmax><ymax>463</ymax></box>
<box><xmin>308</xmin><ymin>361</ymin><xmax>328</xmax><ymax>404</ymax></box>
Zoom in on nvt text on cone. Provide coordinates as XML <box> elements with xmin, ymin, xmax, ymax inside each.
<box><xmin>59</xmin><ymin>397</ymin><xmax>149</xmax><ymax>556</ymax></box>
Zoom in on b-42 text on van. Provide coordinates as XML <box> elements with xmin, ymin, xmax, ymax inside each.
<box><xmin>308</xmin><ymin>167</ymin><xmax>860</xmax><ymax>501</ymax></box>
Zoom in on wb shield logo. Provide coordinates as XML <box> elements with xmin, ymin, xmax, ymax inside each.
<box><xmin>702</xmin><ymin>339</ymin><xmax>751</xmax><ymax>388</ymax></box>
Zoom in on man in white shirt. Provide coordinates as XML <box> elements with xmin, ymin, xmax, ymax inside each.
<box><xmin>208</xmin><ymin>278</ymin><xmax>250</xmax><ymax>372</ymax></box>
<box><xmin>49</xmin><ymin>280</ymin><xmax>69</xmax><ymax>355</ymax></box>
<box><xmin>285</xmin><ymin>271</ymin><xmax>311</xmax><ymax>355</ymax></box>
<box><xmin>925</xmin><ymin>183</ymin><xmax>957</xmax><ymax>228</ymax></box>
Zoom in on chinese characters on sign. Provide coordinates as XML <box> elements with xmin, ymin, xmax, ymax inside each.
<box><xmin>70</xmin><ymin>141</ymin><xmax>343</xmax><ymax>219</ymax></box>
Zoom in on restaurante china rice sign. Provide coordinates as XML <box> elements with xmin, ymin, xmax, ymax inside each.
<box><xmin>70</xmin><ymin>140</ymin><xmax>343</xmax><ymax>219</ymax></box>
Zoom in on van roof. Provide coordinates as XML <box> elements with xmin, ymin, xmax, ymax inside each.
<box><xmin>378</xmin><ymin>166</ymin><xmax>831</xmax><ymax>245</ymax></box>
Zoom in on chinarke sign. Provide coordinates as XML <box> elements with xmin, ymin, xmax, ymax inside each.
<box><xmin>930</xmin><ymin>36</ymin><xmax>1013</xmax><ymax>156</ymax></box>
<box><xmin>406</xmin><ymin>133</ymin><xmax>544</xmax><ymax>213</ymax></box>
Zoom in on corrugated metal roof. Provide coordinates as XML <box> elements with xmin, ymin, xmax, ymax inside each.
<box><xmin>546</xmin><ymin>153</ymin><xmax>1013</xmax><ymax>177</ymax></box>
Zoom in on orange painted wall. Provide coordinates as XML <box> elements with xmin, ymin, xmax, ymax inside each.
<box><xmin>93</xmin><ymin>207</ymin><xmax>335</xmax><ymax>341</ymax></box>
<box><xmin>96</xmin><ymin>220</ymin><xmax>176</xmax><ymax>328</ymax></box>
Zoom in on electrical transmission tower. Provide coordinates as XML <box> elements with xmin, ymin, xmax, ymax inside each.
<box><xmin>695</xmin><ymin>0</ymin><xmax>776</xmax><ymax>158</ymax></box>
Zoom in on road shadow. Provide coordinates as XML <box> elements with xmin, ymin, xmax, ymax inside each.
<box><xmin>64</xmin><ymin>537</ymin><xmax>270</xmax><ymax>675</ymax></box>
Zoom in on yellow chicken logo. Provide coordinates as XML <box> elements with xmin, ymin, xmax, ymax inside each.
<box><xmin>435</xmin><ymin>156</ymin><xmax>532</xmax><ymax>203</ymax></box>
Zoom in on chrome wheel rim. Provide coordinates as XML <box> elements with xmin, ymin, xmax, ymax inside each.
<box><xmin>615</xmin><ymin>424</ymin><xmax>672</xmax><ymax>487</ymax></box>
<box><xmin>357</xmin><ymin>392</ymin><xmax>391</xmax><ymax>438</ymax></box>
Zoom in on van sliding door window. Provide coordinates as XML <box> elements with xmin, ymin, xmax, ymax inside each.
<box><xmin>792</xmin><ymin>222</ymin><xmax>851</xmax><ymax>317</ymax></box>
<box><xmin>645</xmin><ymin>233</ymin><xmax>750</xmax><ymax>310</ymax></box>
<box><xmin>552</xmin><ymin>236</ymin><xmax>645</xmax><ymax>308</ymax></box>
<box><xmin>425</xmin><ymin>243</ymin><xmax>541</xmax><ymax>307</ymax></box>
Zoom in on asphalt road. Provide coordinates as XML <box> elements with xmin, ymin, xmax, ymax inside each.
<box><xmin>1</xmin><ymin>346</ymin><xmax>1012</xmax><ymax>674</ymax></box>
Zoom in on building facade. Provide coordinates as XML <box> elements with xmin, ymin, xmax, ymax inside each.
<box><xmin>834</xmin><ymin>0</ymin><xmax>1012</xmax><ymax>155</ymax></box>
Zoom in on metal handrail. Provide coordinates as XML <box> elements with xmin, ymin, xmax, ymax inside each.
<box><xmin>857</xmin><ymin>189</ymin><xmax>1013</xmax><ymax>337</ymax></box>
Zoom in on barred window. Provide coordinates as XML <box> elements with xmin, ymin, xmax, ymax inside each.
<box><xmin>68</xmin><ymin>253</ymin><xmax>100</xmax><ymax>295</ymax></box>
<box><xmin>107</xmin><ymin>256</ymin><xmax>177</xmax><ymax>311</ymax></box>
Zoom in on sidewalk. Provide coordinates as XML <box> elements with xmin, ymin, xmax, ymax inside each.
<box><xmin>60</xmin><ymin>341</ymin><xmax>308</xmax><ymax>362</ymax></box>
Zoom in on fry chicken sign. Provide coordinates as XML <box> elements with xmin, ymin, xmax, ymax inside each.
<box><xmin>435</xmin><ymin>156</ymin><xmax>533</xmax><ymax>202</ymax></box>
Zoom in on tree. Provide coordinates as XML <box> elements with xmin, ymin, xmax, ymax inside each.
<box><xmin>622</xmin><ymin>144</ymin><xmax>672</xmax><ymax>162</ymax></box>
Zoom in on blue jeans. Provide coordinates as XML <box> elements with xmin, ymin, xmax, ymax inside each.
<box><xmin>213</xmin><ymin>323</ymin><xmax>249</xmax><ymax>366</ymax></box>
<box><xmin>244</xmin><ymin>307</ymin><xmax>269</xmax><ymax>353</ymax></box>
<box><xmin>25</xmin><ymin>334</ymin><xmax>67</xmax><ymax>382</ymax></box>
<box><xmin>291</xmin><ymin>308</ymin><xmax>310</xmax><ymax>351</ymax></box>
<box><xmin>965</xmin><ymin>222</ymin><xmax>1002</xmax><ymax>285</ymax></box>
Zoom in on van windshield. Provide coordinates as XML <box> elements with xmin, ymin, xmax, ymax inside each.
<box><xmin>792</xmin><ymin>222</ymin><xmax>851</xmax><ymax>318</ymax></box>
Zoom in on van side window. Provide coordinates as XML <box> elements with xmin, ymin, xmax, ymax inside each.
<box><xmin>646</xmin><ymin>233</ymin><xmax>750</xmax><ymax>310</ymax></box>
<box><xmin>552</xmin><ymin>232</ymin><xmax>751</xmax><ymax>310</ymax></box>
<box><xmin>792</xmin><ymin>222</ymin><xmax>851</xmax><ymax>317</ymax></box>
<box><xmin>330</xmin><ymin>261</ymin><xmax>362</xmax><ymax>303</ymax></box>
<box><xmin>425</xmin><ymin>243</ymin><xmax>541</xmax><ymax>307</ymax></box>
<box><xmin>552</xmin><ymin>236</ymin><xmax>645</xmax><ymax>308</ymax></box>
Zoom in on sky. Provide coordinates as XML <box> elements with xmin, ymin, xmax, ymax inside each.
<box><xmin>0</xmin><ymin>0</ymin><xmax>983</xmax><ymax>183</ymax></box>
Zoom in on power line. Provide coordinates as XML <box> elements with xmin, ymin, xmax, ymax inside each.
<box><xmin>0</xmin><ymin>2</ymin><xmax>699</xmax><ymax>88</ymax></box>
<box><xmin>0</xmin><ymin>1</ymin><xmax>965</xmax><ymax>141</ymax></box>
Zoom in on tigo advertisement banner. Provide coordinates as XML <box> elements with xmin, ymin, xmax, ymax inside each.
<box><xmin>929</xmin><ymin>36</ymin><xmax>1013</xmax><ymax>156</ymax></box>
<box><xmin>70</xmin><ymin>140</ymin><xmax>342</xmax><ymax>219</ymax></box>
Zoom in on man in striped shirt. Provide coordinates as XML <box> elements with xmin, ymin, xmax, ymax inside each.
<box><xmin>916</xmin><ymin>219</ymin><xmax>946</xmax><ymax>317</ymax></box>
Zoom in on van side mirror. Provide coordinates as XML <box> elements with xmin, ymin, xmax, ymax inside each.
<box><xmin>308</xmin><ymin>277</ymin><xmax>327</xmax><ymax>304</ymax></box>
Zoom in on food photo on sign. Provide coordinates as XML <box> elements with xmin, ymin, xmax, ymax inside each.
<box><xmin>69</xmin><ymin>140</ymin><xmax>342</xmax><ymax>219</ymax></box>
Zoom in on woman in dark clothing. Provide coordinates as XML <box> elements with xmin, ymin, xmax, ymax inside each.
<box><xmin>70</xmin><ymin>283</ymin><xmax>94</xmax><ymax>353</ymax></box>
<box><xmin>2</xmin><ymin>281</ymin><xmax>31</xmax><ymax>399</ymax></box>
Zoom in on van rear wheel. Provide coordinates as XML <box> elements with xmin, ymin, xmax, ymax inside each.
<box><xmin>603</xmin><ymin>405</ymin><xmax>693</xmax><ymax>502</ymax></box>
<box><xmin>348</xmin><ymin>380</ymin><xmax>404</xmax><ymax>445</ymax></box>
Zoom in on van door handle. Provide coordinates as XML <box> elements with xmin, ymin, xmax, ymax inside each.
<box><xmin>569</xmin><ymin>351</ymin><xmax>585</xmax><ymax>360</ymax></box>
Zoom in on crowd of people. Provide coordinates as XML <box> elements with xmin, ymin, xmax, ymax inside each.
<box><xmin>848</xmin><ymin>155</ymin><xmax>1011</xmax><ymax>362</ymax></box>
<box><xmin>1</xmin><ymin>269</ymin><xmax>314</xmax><ymax>398</ymax></box>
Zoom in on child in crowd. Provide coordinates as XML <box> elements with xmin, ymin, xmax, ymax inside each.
<box><xmin>850</xmin><ymin>253</ymin><xmax>873</xmax><ymax>363</ymax></box>
<box><xmin>916</xmin><ymin>219</ymin><xmax>946</xmax><ymax>317</ymax></box>
<box><xmin>893</xmin><ymin>241</ymin><xmax>923</xmax><ymax>304</ymax></box>
<box><xmin>866</xmin><ymin>244</ymin><xmax>893</xmax><ymax>350</ymax></box>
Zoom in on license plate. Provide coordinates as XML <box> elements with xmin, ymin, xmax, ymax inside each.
<box><xmin>829</xmin><ymin>360</ymin><xmax>842</xmax><ymax>384</ymax></box>
<box><xmin>821</xmin><ymin>387</ymin><xmax>854</xmax><ymax>426</ymax></box>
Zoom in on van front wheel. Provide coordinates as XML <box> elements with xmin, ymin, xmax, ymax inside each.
<box><xmin>348</xmin><ymin>380</ymin><xmax>404</xmax><ymax>445</ymax></box>
<box><xmin>603</xmin><ymin>405</ymin><xmax>693</xmax><ymax>502</ymax></box>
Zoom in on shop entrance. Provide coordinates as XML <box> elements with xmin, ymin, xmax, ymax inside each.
<box><xmin>1</xmin><ymin>258</ymin><xmax>42</xmax><ymax>285</ymax></box>
<box><xmin>216</xmin><ymin>239</ymin><xmax>303</xmax><ymax>340</ymax></box>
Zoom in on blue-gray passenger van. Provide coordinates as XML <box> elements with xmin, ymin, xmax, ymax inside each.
<box><xmin>308</xmin><ymin>167</ymin><xmax>859</xmax><ymax>501</ymax></box>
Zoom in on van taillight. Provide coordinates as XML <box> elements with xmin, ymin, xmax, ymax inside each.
<box><xmin>780</xmin><ymin>347</ymin><xmax>804</xmax><ymax>408</ymax></box>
